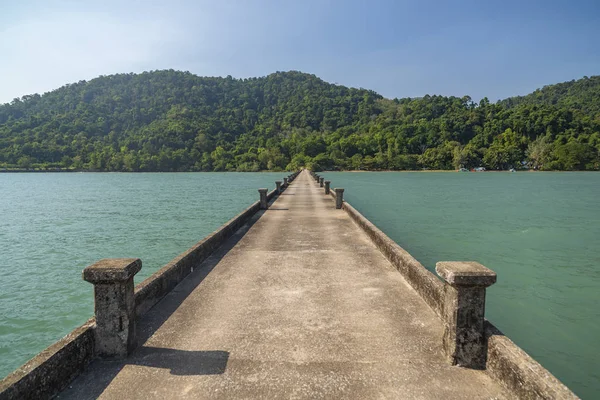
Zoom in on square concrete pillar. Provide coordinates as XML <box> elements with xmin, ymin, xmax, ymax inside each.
<box><xmin>83</xmin><ymin>258</ymin><xmax>141</xmax><ymax>358</ymax></box>
<box><xmin>324</xmin><ymin>181</ymin><xmax>331</xmax><ymax>194</ymax></box>
<box><xmin>319</xmin><ymin>177</ymin><xmax>324</xmax><ymax>187</ymax></box>
<box><xmin>283</xmin><ymin>177</ymin><xmax>289</xmax><ymax>187</ymax></box>
<box><xmin>275</xmin><ymin>181</ymin><xmax>282</xmax><ymax>193</ymax></box>
<box><xmin>436</xmin><ymin>261</ymin><xmax>497</xmax><ymax>369</ymax></box>
<box><xmin>335</xmin><ymin>188</ymin><xmax>344</xmax><ymax>209</ymax></box>
<box><xmin>259</xmin><ymin>188</ymin><xmax>268</xmax><ymax>209</ymax></box>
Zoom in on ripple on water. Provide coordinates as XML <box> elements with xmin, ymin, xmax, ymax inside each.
<box><xmin>323</xmin><ymin>171</ymin><xmax>600</xmax><ymax>399</ymax></box>
<box><xmin>0</xmin><ymin>172</ymin><xmax>284</xmax><ymax>379</ymax></box>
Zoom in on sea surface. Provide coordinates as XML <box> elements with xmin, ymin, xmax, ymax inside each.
<box><xmin>322</xmin><ymin>171</ymin><xmax>599</xmax><ymax>398</ymax></box>
<box><xmin>0</xmin><ymin>172</ymin><xmax>283</xmax><ymax>380</ymax></box>
<box><xmin>0</xmin><ymin>172</ymin><xmax>598</xmax><ymax>397</ymax></box>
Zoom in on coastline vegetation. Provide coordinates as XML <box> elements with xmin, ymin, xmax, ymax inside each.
<box><xmin>1</xmin><ymin>71</ymin><xmax>598</xmax><ymax>172</ymax></box>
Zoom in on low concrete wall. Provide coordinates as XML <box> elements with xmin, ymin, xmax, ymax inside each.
<box><xmin>0</xmin><ymin>319</ymin><xmax>96</xmax><ymax>400</ymax></box>
<box><xmin>485</xmin><ymin>322</ymin><xmax>577</xmax><ymax>399</ymax></box>
<box><xmin>135</xmin><ymin>199</ymin><xmax>262</xmax><ymax>316</ymax></box>
<box><xmin>136</xmin><ymin>189</ymin><xmax>277</xmax><ymax>316</ymax></box>
<box><xmin>0</xmin><ymin>181</ymin><xmax>289</xmax><ymax>400</ymax></box>
<box><xmin>323</xmin><ymin>175</ymin><xmax>577</xmax><ymax>398</ymax></box>
<box><xmin>340</xmin><ymin>200</ymin><xmax>444</xmax><ymax>317</ymax></box>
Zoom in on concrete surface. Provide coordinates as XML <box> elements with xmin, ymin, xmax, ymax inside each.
<box><xmin>84</xmin><ymin>258</ymin><xmax>140</xmax><ymax>358</ymax></box>
<box><xmin>58</xmin><ymin>170</ymin><xmax>512</xmax><ymax>400</ymax></box>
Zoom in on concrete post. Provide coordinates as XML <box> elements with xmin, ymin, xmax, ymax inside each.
<box><xmin>259</xmin><ymin>188</ymin><xmax>268</xmax><ymax>209</ymax></box>
<box><xmin>283</xmin><ymin>177</ymin><xmax>288</xmax><ymax>187</ymax></box>
<box><xmin>319</xmin><ymin>177</ymin><xmax>324</xmax><ymax>187</ymax></box>
<box><xmin>435</xmin><ymin>261</ymin><xmax>497</xmax><ymax>369</ymax></box>
<box><xmin>324</xmin><ymin>181</ymin><xmax>331</xmax><ymax>194</ymax></box>
<box><xmin>315</xmin><ymin>174</ymin><xmax>320</xmax><ymax>183</ymax></box>
<box><xmin>83</xmin><ymin>258</ymin><xmax>142</xmax><ymax>358</ymax></box>
<box><xmin>275</xmin><ymin>181</ymin><xmax>282</xmax><ymax>193</ymax></box>
<box><xmin>335</xmin><ymin>188</ymin><xmax>344</xmax><ymax>209</ymax></box>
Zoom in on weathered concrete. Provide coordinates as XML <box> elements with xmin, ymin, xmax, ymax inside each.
<box><xmin>436</xmin><ymin>261</ymin><xmax>496</xmax><ymax>369</ymax></box>
<box><xmin>283</xmin><ymin>177</ymin><xmax>288</xmax><ymax>187</ymax></box>
<box><xmin>485</xmin><ymin>322</ymin><xmax>577</xmax><ymax>399</ymax></box>
<box><xmin>335</xmin><ymin>187</ymin><xmax>344</xmax><ymax>209</ymax></box>
<box><xmin>319</xmin><ymin>177</ymin><xmax>324</xmax><ymax>187</ymax></box>
<box><xmin>258</xmin><ymin>188</ymin><xmax>268</xmax><ymax>209</ymax></box>
<box><xmin>84</xmin><ymin>259</ymin><xmax>141</xmax><ymax>358</ymax></box>
<box><xmin>324</xmin><ymin>173</ymin><xmax>577</xmax><ymax>399</ymax></box>
<box><xmin>275</xmin><ymin>181</ymin><xmax>282</xmax><ymax>193</ymax></box>
<box><xmin>324</xmin><ymin>180</ymin><xmax>330</xmax><ymax>194</ymax></box>
<box><xmin>134</xmin><ymin>197</ymin><xmax>263</xmax><ymax>317</ymax></box>
<box><xmin>58</xmin><ymin>170</ymin><xmax>511</xmax><ymax>400</ymax></box>
<box><xmin>1</xmin><ymin>188</ymin><xmax>279</xmax><ymax>400</ymax></box>
<box><xmin>339</xmin><ymin>200</ymin><xmax>445</xmax><ymax>317</ymax></box>
<box><xmin>0</xmin><ymin>319</ymin><xmax>95</xmax><ymax>400</ymax></box>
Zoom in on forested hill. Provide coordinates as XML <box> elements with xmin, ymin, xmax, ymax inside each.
<box><xmin>1</xmin><ymin>70</ymin><xmax>599</xmax><ymax>172</ymax></box>
<box><xmin>500</xmin><ymin>75</ymin><xmax>600</xmax><ymax>118</ymax></box>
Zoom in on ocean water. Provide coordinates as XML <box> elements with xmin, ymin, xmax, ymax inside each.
<box><xmin>321</xmin><ymin>171</ymin><xmax>600</xmax><ymax>398</ymax></box>
<box><xmin>0</xmin><ymin>172</ymin><xmax>283</xmax><ymax>380</ymax></box>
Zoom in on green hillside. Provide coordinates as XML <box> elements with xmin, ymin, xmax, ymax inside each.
<box><xmin>500</xmin><ymin>75</ymin><xmax>600</xmax><ymax>118</ymax></box>
<box><xmin>1</xmin><ymin>70</ymin><xmax>598</xmax><ymax>171</ymax></box>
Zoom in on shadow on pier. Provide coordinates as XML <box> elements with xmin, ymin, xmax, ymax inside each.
<box><xmin>57</xmin><ymin>209</ymin><xmax>266</xmax><ymax>399</ymax></box>
<box><xmin>58</xmin><ymin>348</ymin><xmax>230</xmax><ymax>399</ymax></box>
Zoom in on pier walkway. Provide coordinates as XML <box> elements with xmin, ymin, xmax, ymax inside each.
<box><xmin>58</xmin><ymin>170</ymin><xmax>510</xmax><ymax>399</ymax></box>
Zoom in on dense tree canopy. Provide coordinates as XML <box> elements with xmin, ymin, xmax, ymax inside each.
<box><xmin>1</xmin><ymin>71</ymin><xmax>598</xmax><ymax>172</ymax></box>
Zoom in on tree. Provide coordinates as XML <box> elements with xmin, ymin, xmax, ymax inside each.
<box><xmin>551</xmin><ymin>141</ymin><xmax>595</xmax><ymax>170</ymax></box>
<box><xmin>211</xmin><ymin>146</ymin><xmax>232</xmax><ymax>171</ymax></box>
<box><xmin>17</xmin><ymin>156</ymin><xmax>33</xmax><ymax>169</ymax></box>
<box><xmin>527</xmin><ymin>136</ymin><xmax>553</xmax><ymax>170</ymax></box>
<box><xmin>483</xmin><ymin>129</ymin><xmax>524</xmax><ymax>170</ymax></box>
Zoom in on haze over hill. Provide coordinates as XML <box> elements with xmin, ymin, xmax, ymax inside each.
<box><xmin>0</xmin><ymin>71</ymin><xmax>599</xmax><ymax>172</ymax></box>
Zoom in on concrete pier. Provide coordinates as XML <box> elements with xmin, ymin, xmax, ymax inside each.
<box><xmin>58</xmin><ymin>170</ymin><xmax>512</xmax><ymax>399</ymax></box>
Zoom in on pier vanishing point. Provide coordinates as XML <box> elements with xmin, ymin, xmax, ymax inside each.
<box><xmin>0</xmin><ymin>170</ymin><xmax>577</xmax><ymax>399</ymax></box>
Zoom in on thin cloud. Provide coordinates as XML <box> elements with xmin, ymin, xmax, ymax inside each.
<box><xmin>0</xmin><ymin>11</ymin><xmax>182</xmax><ymax>103</ymax></box>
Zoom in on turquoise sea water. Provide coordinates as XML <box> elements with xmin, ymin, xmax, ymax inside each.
<box><xmin>0</xmin><ymin>172</ymin><xmax>283</xmax><ymax>380</ymax></box>
<box><xmin>1</xmin><ymin>172</ymin><xmax>598</xmax><ymax>397</ymax></box>
<box><xmin>322</xmin><ymin>171</ymin><xmax>600</xmax><ymax>398</ymax></box>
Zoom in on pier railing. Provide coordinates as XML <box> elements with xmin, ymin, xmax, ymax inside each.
<box><xmin>0</xmin><ymin>171</ymin><xmax>300</xmax><ymax>400</ymax></box>
<box><xmin>312</xmin><ymin>170</ymin><xmax>576</xmax><ymax>399</ymax></box>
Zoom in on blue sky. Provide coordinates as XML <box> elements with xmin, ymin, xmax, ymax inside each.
<box><xmin>0</xmin><ymin>0</ymin><xmax>598</xmax><ymax>104</ymax></box>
